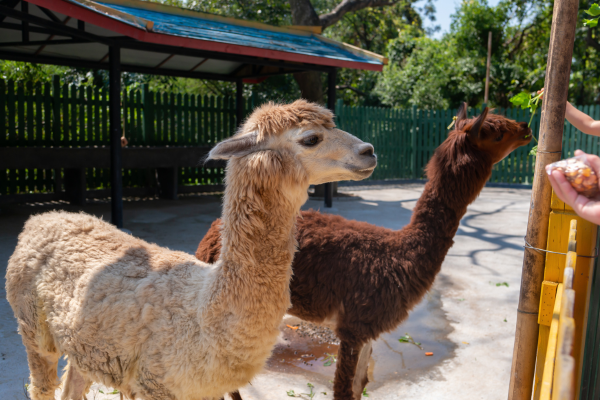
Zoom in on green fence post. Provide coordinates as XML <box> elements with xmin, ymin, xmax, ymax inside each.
<box><xmin>142</xmin><ymin>84</ymin><xmax>153</xmax><ymax>145</ymax></box>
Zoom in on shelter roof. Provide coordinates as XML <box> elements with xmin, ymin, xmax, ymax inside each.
<box><xmin>0</xmin><ymin>0</ymin><xmax>386</xmax><ymax>81</ymax></box>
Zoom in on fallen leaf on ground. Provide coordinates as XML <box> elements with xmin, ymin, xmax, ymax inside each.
<box><xmin>462</xmin><ymin>341</ymin><xmax>469</xmax><ymax>344</ymax></box>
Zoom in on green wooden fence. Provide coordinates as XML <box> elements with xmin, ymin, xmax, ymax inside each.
<box><xmin>0</xmin><ymin>76</ymin><xmax>246</xmax><ymax>195</ymax></box>
<box><xmin>336</xmin><ymin>100</ymin><xmax>600</xmax><ymax>184</ymax></box>
<box><xmin>3</xmin><ymin>76</ymin><xmax>600</xmax><ymax>197</ymax></box>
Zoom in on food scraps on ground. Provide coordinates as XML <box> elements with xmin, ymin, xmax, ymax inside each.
<box><xmin>398</xmin><ymin>333</ymin><xmax>423</xmax><ymax>350</ymax></box>
<box><xmin>287</xmin><ymin>324</ymin><xmax>299</xmax><ymax>330</ymax></box>
<box><xmin>425</xmin><ymin>352</ymin><xmax>434</xmax><ymax>356</ymax></box>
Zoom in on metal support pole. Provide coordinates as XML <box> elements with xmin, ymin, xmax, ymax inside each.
<box><xmin>324</xmin><ymin>69</ymin><xmax>337</xmax><ymax>208</ymax></box>
<box><xmin>507</xmin><ymin>1</ymin><xmax>579</xmax><ymax>399</ymax></box>
<box><xmin>484</xmin><ymin>31</ymin><xmax>491</xmax><ymax>104</ymax></box>
<box><xmin>236</xmin><ymin>79</ymin><xmax>244</xmax><ymax>128</ymax></box>
<box><xmin>109</xmin><ymin>46</ymin><xmax>123</xmax><ymax>228</ymax></box>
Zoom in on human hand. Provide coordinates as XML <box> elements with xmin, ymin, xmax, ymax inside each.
<box><xmin>537</xmin><ymin>88</ymin><xmax>544</xmax><ymax>100</ymax></box>
<box><xmin>121</xmin><ymin>136</ymin><xmax>128</xmax><ymax>147</ymax></box>
<box><xmin>547</xmin><ymin>150</ymin><xmax>600</xmax><ymax>225</ymax></box>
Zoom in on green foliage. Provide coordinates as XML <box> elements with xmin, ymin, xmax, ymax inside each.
<box><xmin>584</xmin><ymin>3</ymin><xmax>600</xmax><ymax>27</ymax></box>
<box><xmin>509</xmin><ymin>91</ymin><xmax>542</xmax><ymax>127</ymax></box>
<box><xmin>375</xmin><ymin>36</ymin><xmax>482</xmax><ymax>109</ymax></box>
<box><xmin>315</xmin><ymin>0</ymin><xmax>431</xmax><ymax>106</ymax></box>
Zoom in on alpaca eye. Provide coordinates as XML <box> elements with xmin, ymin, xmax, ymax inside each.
<box><xmin>302</xmin><ymin>136</ymin><xmax>320</xmax><ymax>146</ymax></box>
<box><xmin>495</xmin><ymin>133</ymin><xmax>504</xmax><ymax>142</ymax></box>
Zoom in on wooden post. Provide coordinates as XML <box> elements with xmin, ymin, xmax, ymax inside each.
<box><xmin>508</xmin><ymin>1</ymin><xmax>579</xmax><ymax>399</ymax></box>
<box><xmin>109</xmin><ymin>46</ymin><xmax>123</xmax><ymax>228</ymax></box>
<box><xmin>323</xmin><ymin>69</ymin><xmax>337</xmax><ymax>208</ymax></box>
<box><xmin>484</xmin><ymin>31</ymin><xmax>492</xmax><ymax>104</ymax></box>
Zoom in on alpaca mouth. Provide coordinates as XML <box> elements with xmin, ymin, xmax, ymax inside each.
<box><xmin>353</xmin><ymin>167</ymin><xmax>376</xmax><ymax>178</ymax></box>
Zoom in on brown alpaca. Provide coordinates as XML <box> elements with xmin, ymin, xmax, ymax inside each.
<box><xmin>198</xmin><ymin>104</ymin><xmax>532</xmax><ymax>400</ymax></box>
<box><xmin>5</xmin><ymin>100</ymin><xmax>377</xmax><ymax>400</ymax></box>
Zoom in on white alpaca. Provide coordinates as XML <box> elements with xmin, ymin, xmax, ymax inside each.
<box><xmin>5</xmin><ymin>100</ymin><xmax>377</xmax><ymax>400</ymax></box>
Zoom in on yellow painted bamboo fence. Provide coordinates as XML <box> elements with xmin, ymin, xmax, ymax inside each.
<box><xmin>532</xmin><ymin>193</ymin><xmax>598</xmax><ymax>400</ymax></box>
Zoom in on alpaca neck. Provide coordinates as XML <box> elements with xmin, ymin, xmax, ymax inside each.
<box><xmin>212</xmin><ymin>151</ymin><xmax>308</xmax><ymax>322</ymax></box>
<box><xmin>399</xmin><ymin>140</ymin><xmax>492</xmax><ymax>274</ymax></box>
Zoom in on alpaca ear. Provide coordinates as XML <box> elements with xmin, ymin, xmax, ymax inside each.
<box><xmin>456</xmin><ymin>102</ymin><xmax>468</xmax><ymax>126</ymax></box>
<box><xmin>207</xmin><ymin>132</ymin><xmax>259</xmax><ymax>160</ymax></box>
<box><xmin>467</xmin><ymin>107</ymin><xmax>489</xmax><ymax>141</ymax></box>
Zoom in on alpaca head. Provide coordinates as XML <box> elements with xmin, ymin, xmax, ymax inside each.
<box><xmin>207</xmin><ymin>100</ymin><xmax>377</xmax><ymax>186</ymax></box>
<box><xmin>454</xmin><ymin>102</ymin><xmax>532</xmax><ymax>164</ymax></box>
<box><xmin>426</xmin><ymin>103</ymin><xmax>531</xmax><ymax>205</ymax></box>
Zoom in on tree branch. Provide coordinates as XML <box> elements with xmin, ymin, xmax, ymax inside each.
<box><xmin>336</xmin><ymin>85</ymin><xmax>368</xmax><ymax>97</ymax></box>
<box><xmin>319</xmin><ymin>0</ymin><xmax>398</xmax><ymax>29</ymax></box>
<box><xmin>507</xmin><ymin>22</ymin><xmax>535</xmax><ymax>60</ymax></box>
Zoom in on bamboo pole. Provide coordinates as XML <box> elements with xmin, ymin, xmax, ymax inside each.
<box><xmin>508</xmin><ymin>0</ymin><xmax>580</xmax><ymax>399</ymax></box>
<box><xmin>484</xmin><ymin>31</ymin><xmax>492</xmax><ymax>104</ymax></box>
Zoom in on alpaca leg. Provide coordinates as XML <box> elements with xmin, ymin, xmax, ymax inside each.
<box><xmin>333</xmin><ymin>340</ymin><xmax>363</xmax><ymax>400</ymax></box>
<box><xmin>23</xmin><ymin>342</ymin><xmax>60</xmax><ymax>400</ymax></box>
<box><xmin>61</xmin><ymin>362</ymin><xmax>92</xmax><ymax>400</ymax></box>
<box><xmin>351</xmin><ymin>341</ymin><xmax>372</xmax><ymax>400</ymax></box>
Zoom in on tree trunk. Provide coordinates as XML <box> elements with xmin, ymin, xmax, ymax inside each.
<box><xmin>293</xmin><ymin>71</ymin><xmax>324</xmax><ymax>103</ymax></box>
<box><xmin>289</xmin><ymin>0</ymin><xmax>320</xmax><ymax>25</ymax></box>
<box><xmin>290</xmin><ymin>0</ymin><xmax>324</xmax><ymax>104</ymax></box>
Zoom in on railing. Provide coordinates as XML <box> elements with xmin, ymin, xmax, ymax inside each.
<box><xmin>532</xmin><ymin>189</ymin><xmax>599</xmax><ymax>400</ymax></box>
<box><xmin>3</xmin><ymin>76</ymin><xmax>600</xmax><ymax>199</ymax></box>
<box><xmin>537</xmin><ymin>219</ymin><xmax>578</xmax><ymax>400</ymax></box>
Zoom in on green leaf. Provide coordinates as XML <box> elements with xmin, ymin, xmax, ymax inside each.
<box><xmin>509</xmin><ymin>92</ymin><xmax>532</xmax><ymax>109</ymax></box>
<box><xmin>363</xmin><ymin>387</ymin><xmax>369</xmax><ymax>397</ymax></box>
<box><xmin>496</xmin><ymin>282</ymin><xmax>509</xmax><ymax>287</ymax></box>
<box><xmin>530</xmin><ymin>145</ymin><xmax>538</xmax><ymax>157</ymax></box>
<box><xmin>287</xmin><ymin>390</ymin><xmax>296</xmax><ymax>397</ymax></box>
<box><xmin>584</xmin><ymin>17</ymin><xmax>599</xmax><ymax>27</ymax></box>
<box><xmin>586</xmin><ymin>3</ymin><xmax>600</xmax><ymax>16</ymax></box>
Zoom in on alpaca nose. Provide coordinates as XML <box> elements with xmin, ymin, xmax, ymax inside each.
<box><xmin>358</xmin><ymin>143</ymin><xmax>375</xmax><ymax>157</ymax></box>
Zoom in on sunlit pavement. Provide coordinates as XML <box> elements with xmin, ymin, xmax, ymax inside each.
<box><xmin>0</xmin><ymin>182</ymin><xmax>531</xmax><ymax>400</ymax></box>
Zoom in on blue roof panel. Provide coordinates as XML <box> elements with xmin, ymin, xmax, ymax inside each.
<box><xmin>96</xmin><ymin>2</ymin><xmax>381</xmax><ymax>66</ymax></box>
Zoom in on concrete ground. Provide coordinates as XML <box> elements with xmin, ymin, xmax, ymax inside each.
<box><xmin>0</xmin><ymin>183</ymin><xmax>532</xmax><ymax>400</ymax></box>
